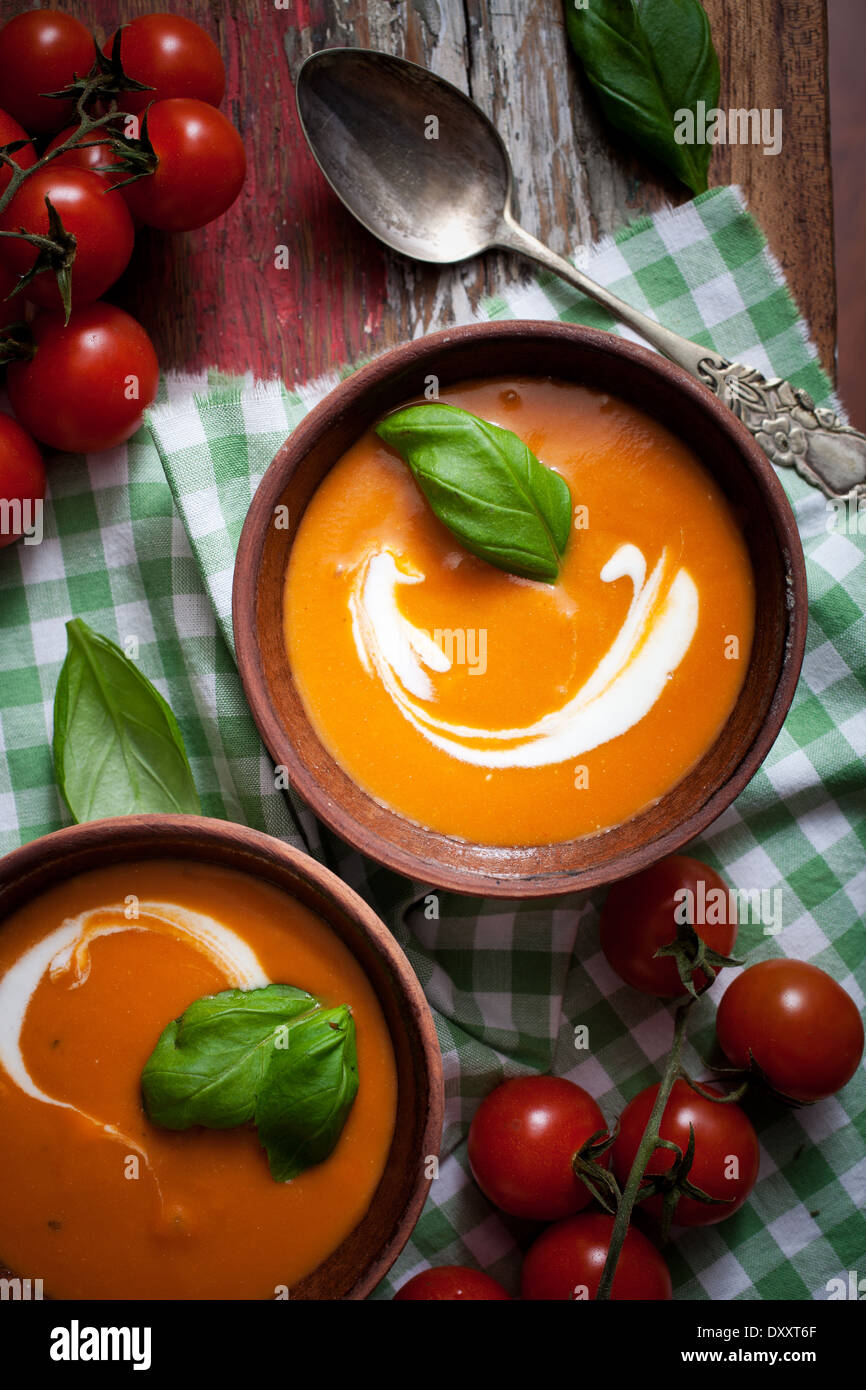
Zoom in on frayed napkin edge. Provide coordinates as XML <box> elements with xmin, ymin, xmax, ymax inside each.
<box><xmin>146</xmin><ymin>185</ymin><xmax>846</xmax><ymax>435</ymax></box>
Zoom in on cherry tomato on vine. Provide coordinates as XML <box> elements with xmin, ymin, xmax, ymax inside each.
<box><xmin>394</xmin><ymin>1267</ymin><xmax>511</xmax><ymax>1301</ymax></box>
<box><xmin>6</xmin><ymin>302</ymin><xmax>159</xmax><ymax>454</ymax></box>
<box><xmin>45</xmin><ymin>127</ymin><xmax>128</xmax><ymax>188</ymax></box>
<box><xmin>521</xmin><ymin>1212</ymin><xmax>672</xmax><ymax>1301</ymax></box>
<box><xmin>0</xmin><ymin>107</ymin><xmax>36</xmax><ymax>196</ymax></box>
<box><xmin>600</xmin><ymin>854</ymin><xmax>737</xmax><ymax>997</ymax></box>
<box><xmin>0</xmin><ymin>412</ymin><xmax>45</xmax><ymax>549</ymax></box>
<box><xmin>121</xmin><ymin>98</ymin><xmax>245</xmax><ymax>233</ymax></box>
<box><xmin>0</xmin><ymin>11</ymin><xmax>95</xmax><ymax>134</ymax></box>
<box><xmin>716</xmin><ymin>959</ymin><xmax>864</xmax><ymax>1104</ymax></box>
<box><xmin>103</xmin><ymin>14</ymin><xmax>225</xmax><ymax>116</ymax></box>
<box><xmin>611</xmin><ymin>1079</ymin><xmax>760</xmax><ymax>1228</ymax></box>
<box><xmin>467</xmin><ymin>1075</ymin><xmax>608</xmax><ymax>1221</ymax></box>
<box><xmin>0</xmin><ymin>261</ymin><xmax>24</xmax><ymax>330</ymax></box>
<box><xmin>0</xmin><ymin>168</ymin><xmax>134</xmax><ymax>312</ymax></box>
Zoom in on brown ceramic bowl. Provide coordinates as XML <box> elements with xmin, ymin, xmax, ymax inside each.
<box><xmin>0</xmin><ymin>815</ymin><xmax>443</xmax><ymax>1300</ymax></box>
<box><xmin>233</xmin><ymin>321</ymin><xmax>807</xmax><ymax>897</ymax></box>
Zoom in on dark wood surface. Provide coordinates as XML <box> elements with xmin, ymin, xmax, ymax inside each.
<box><xmin>2</xmin><ymin>0</ymin><xmax>837</xmax><ymax>385</ymax></box>
<box><xmin>233</xmin><ymin>321</ymin><xmax>808</xmax><ymax>897</ymax></box>
<box><xmin>829</xmin><ymin>0</ymin><xmax>865</xmax><ymax>425</ymax></box>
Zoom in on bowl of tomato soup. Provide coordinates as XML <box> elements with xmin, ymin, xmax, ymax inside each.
<box><xmin>0</xmin><ymin>815</ymin><xmax>443</xmax><ymax>1300</ymax></box>
<box><xmin>234</xmin><ymin>321</ymin><xmax>806</xmax><ymax>896</ymax></box>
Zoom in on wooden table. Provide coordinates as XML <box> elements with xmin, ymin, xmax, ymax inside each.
<box><xmin>7</xmin><ymin>0</ymin><xmax>836</xmax><ymax>385</ymax></box>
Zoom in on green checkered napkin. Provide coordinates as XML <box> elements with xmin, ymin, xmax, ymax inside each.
<box><xmin>1</xmin><ymin>186</ymin><xmax>863</xmax><ymax>1299</ymax></box>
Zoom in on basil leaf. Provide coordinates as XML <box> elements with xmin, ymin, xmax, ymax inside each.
<box><xmin>141</xmin><ymin>986</ymin><xmax>360</xmax><ymax>1181</ymax></box>
<box><xmin>565</xmin><ymin>0</ymin><xmax>721</xmax><ymax>195</ymax></box>
<box><xmin>141</xmin><ymin>985</ymin><xmax>320</xmax><ymax>1130</ymax></box>
<box><xmin>53</xmin><ymin>617</ymin><xmax>201</xmax><ymax>821</ymax></box>
<box><xmin>375</xmin><ymin>402</ymin><xmax>572</xmax><ymax>583</ymax></box>
<box><xmin>256</xmin><ymin>1006</ymin><xmax>359</xmax><ymax>1182</ymax></box>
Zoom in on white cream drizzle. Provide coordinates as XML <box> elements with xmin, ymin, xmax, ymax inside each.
<box><xmin>0</xmin><ymin>903</ymin><xmax>268</xmax><ymax>1133</ymax></box>
<box><xmin>349</xmin><ymin>544</ymin><xmax>699</xmax><ymax>768</ymax></box>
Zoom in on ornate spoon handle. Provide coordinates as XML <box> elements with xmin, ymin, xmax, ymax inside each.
<box><xmin>496</xmin><ymin>213</ymin><xmax>865</xmax><ymax>500</ymax></box>
<box><xmin>693</xmin><ymin>356</ymin><xmax>865</xmax><ymax>500</ymax></box>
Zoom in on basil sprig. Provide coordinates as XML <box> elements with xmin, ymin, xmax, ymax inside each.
<box><xmin>141</xmin><ymin>984</ymin><xmax>359</xmax><ymax>1181</ymax></box>
<box><xmin>565</xmin><ymin>0</ymin><xmax>721</xmax><ymax>195</ymax></box>
<box><xmin>376</xmin><ymin>402</ymin><xmax>572</xmax><ymax>583</ymax></box>
<box><xmin>53</xmin><ymin>617</ymin><xmax>200</xmax><ymax>822</ymax></box>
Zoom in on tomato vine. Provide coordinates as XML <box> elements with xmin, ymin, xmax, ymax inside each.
<box><xmin>0</xmin><ymin>32</ymin><xmax>153</xmax><ymax>322</ymax></box>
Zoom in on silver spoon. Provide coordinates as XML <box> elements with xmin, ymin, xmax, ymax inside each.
<box><xmin>296</xmin><ymin>47</ymin><xmax>864</xmax><ymax>501</ymax></box>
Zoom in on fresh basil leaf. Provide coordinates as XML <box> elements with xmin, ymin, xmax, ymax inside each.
<box><xmin>141</xmin><ymin>985</ymin><xmax>320</xmax><ymax>1130</ymax></box>
<box><xmin>141</xmin><ymin>986</ymin><xmax>360</xmax><ymax>1182</ymax></box>
<box><xmin>53</xmin><ymin>617</ymin><xmax>201</xmax><ymax>821</ymax></box>
<box><xmin>565</xmin><ymin>0</ymin><xmax>721</xmax><ymax>195</ymax></box>
<box><xmin>256</xmin><ymin>1006</ymin><xmax>359</xmax><ymax>1182</ymax></box>
<box><xmin>375</xmin><ymin>402</ymin><xmax>572</xmax><ymax>583</ymax></box>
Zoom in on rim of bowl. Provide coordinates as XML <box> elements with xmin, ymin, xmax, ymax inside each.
<box><xmin>0</xmin><ymin>814</ymin><xmax>444</xmax><ymax>1300</ymax></box>
<box><xmin>233</xmin><ymin>320</ymin><xmax>808</xmax><ymax>898</ymax></box>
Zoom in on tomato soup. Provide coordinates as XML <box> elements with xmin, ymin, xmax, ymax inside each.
<box><xmin>0</xmin><ymin>861</ymin><xmax>397</xmax><ymax>1299</ymax></box>
<box><xmin>285</xmin><ymin>377</ymin><xmax>755</xmax><ymax>845</ymax></box>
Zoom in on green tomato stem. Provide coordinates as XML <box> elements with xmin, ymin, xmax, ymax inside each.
<box><xmin>595</xmin><ymin>999</ymin><xmax>694</xmax><ymax>1301</ymax></box>
<box><xmin>0</xmin><ymin>111</ymin><xmax>112</xmax><ymax>220</ymax></box>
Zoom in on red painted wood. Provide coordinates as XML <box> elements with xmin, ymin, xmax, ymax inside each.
<box><xmin>1</xmin><ymin>1</ymin><xmax>836</xmax><ymax>384</ymax></box>
<box><xmin>2</xmin><ymin>0</ymin><xmax>389</xmax><ymax>382</ymax></box>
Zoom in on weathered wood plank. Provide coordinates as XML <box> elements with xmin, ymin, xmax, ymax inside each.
<box><xmin>829</xmin><ymin>0</ymin><xmax>866</xmax><ymax>426</ymax></box>
<box><xmin>1</xmin><ymin>0</ymin><xmax>835</xmax><ymax>382</ymax></box>
<box><xmin>703</xmin><ymin>0</ymin><xmax>836</xmax><ymax>376</ymax></box>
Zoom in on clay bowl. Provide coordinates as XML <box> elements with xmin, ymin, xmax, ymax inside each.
<box><xmin>233</xmin><ymin>320</ymin><xmax>807</xmax><ymax>897</ymax></box>
<box><xmin>0</xmin><ymin>815</ymin><xmax>443</xmax><ymax>1300</ymax></box>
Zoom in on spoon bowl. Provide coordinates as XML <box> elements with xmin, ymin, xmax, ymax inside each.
<box><xmin>295</xmin><ymin>46</ymin><xmax>866</xmax><ymax>498</ymax></box>
<box><xmin>296</xmin><ymin>47</ymin><xmax>511</xmax><ymax>264</ymax></box>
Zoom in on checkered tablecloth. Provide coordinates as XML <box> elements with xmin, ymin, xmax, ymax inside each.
<box><xmin>1</xmin><ymin>186</ymin><xmax>863</xmax><ymax>1299</ymax></box>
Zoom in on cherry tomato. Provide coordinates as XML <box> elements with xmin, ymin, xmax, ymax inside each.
<box><xmin>104</xmin><ymin>14</ymin><xmax>225</xmax><ymax>116</ymax></box>
<box><xmin>6</xmin><ymin>302</ymin><xmax>159</xmax><ymax>454</ymax></box>
<box><xmin>0</xmin><ymin>168</ymin><xmax>134</xmax><ymax>312</ymax></box>
<box><xmin>611</xmin><ymin>1079</ymin><xmax>760</xmax><ymax>1228</ymax></box>
<box><xmin>394</xmin><ymin>1266</ymin><xmax>511</xmax><ymax>1301</ymax></box>
<box><xmin>121</xmin><ymin>98</ymin><xmax>245</xmax><ymax>233</ymax></box>
<box><xmin>0</xmin><ymin>412</ymin><xmax>45</xmax><ymax>549</ymax></box>
<box><xmin>0</xmin><ymin>260</ymin><xmax>25</xmax><ymax>329</ymax></box>
<box><xmin>600</xmin><ymin>854</ymin><xmax>737</xmax><ymax>997</ymax></box>
<box><xmin>0</xmin><ymin>11</ymin><xmax>95</xmax><ymax>134</ymax></box>
<box><xmin>467</xmin><ymin>1076</ymin><xmax>607</xmax><ymax>1221</ymax></box>
<box><xmin>0</xmin><ymin>107</ymin><xmax>36</xmax><ymax>196</ymax></box>
<box><xmin>521</xmin><ymin>1212</ymin><xmax>672</xmax><ymax>1301</ymax></box>
<box><xmin>45</xmin><ymin>126</ymin><xmax>127</xmax><ymax>188</ymax></box>
<box><xmin>716</xmin><ymin>959</ymin><xmax>864</xmax><ymax>1103</ymax></box>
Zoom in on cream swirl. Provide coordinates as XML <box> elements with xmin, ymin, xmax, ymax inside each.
<box><xmin>0</xmin><ymin>903</ymin><xmax>268</xmax><ymax>1116</ymax></box>
<box><xmin>349</xmin><ymin>544</ymin><xmax>699</xmax><ymax>767</ymax></box>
